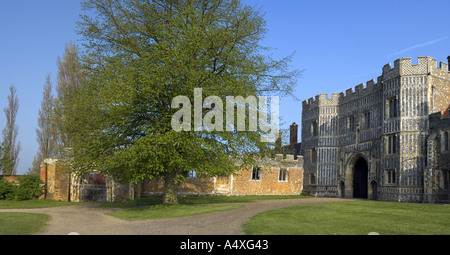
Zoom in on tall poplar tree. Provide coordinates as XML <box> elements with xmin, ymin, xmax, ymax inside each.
<box><xmin>2</xmin><ymin>85</ymin><xmax>21</xmax><ymax>175</ymax></box>
<box><xmin>66</xmin><ymin>0</ymin><xmax>299</xmax><ymax>204</ymax></box>
<box><xmin>31</xmin><ymin>74</ymin><xmax>56</xmax><ymax>174</ymax></box>
<box><xmin>54</xmin><ymin>42</ymin><xmax>85</xmax><ymax>156</ymax></box>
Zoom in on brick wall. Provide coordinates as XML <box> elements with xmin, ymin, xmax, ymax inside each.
<box><xmin>0</xmin><ymin>175</ymin><xmax>21</xmax><ymax>184</ymax></box>
<box><xmin>40</xmin><ymin>156</ymin><xmax>304</xmax><ymax>202</ymax></box>
<box><xmin>232</xmin><ymin>167</ymin><xmax>303</xmax><ymax>195</ymax></box>
<box><xmin>140</xmin><ymin>163</ymin><xmax>303</xmax><ymax>197</ymax></box>
<box><xmin>40</xmin><ymin>159</ymin><xmax>71</xmax><ymax>201</ymax></box>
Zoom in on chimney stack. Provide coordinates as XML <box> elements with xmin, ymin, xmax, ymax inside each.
<box><xmin>290</xmin><ymin>122</ymin><xmax>298</xmax><ymax>147</ymax></box>
<box><xmin>448</xmin><ymin>56</ymin><xmax>450</xmax><ymax>71</ymax></box>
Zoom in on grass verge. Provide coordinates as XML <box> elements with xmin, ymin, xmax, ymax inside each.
<box><xmin>106</xmin><ymin>204</ymin><xmax>243</xmax><ymax>221</ymax></box>
<box><xmin>0</xmin><ymin>212</ymin><xmax>49</xmax><ymax>234</ymax></box>
<box><xmin>103</xmin><ymin>195</ymin><xmax>308</xmax><ymax>221</ymax></box>
<box><xmin>243</xmin><ymin>200</ymin><xmax>450</xmax><ymax>235</ymax></box>
<box><xmin>0</xmin><ymin>199</ymin><xmax>74</xmax><ymax>209</ymax></box>
<box><xmin>99</xmin><ymin>194</ymin><xmax>310</xmax><ymax>208</ymax></box>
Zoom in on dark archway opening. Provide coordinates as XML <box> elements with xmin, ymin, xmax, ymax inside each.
<box><xmin>353</xmin><ymin>157</ymin><xmax>368</xmax><ymax>198</ymax></box>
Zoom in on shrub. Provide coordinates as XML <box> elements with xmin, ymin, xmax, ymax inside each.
<box><xmin>14</xmin><ymin>175</ymin><xmax>43</xmax><ymax>200</ymax></box>
<box><xmin>0</xmin><ymin>178</ymin><xmax>15</xmax><ymax>200</ymax></box>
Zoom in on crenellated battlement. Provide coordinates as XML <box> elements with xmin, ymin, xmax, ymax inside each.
<box><xmin>383</xmin><ymin>56</ymin><xmax>450</xmax><ymax>79</ymax></box>
<box><xmin>303</xmin><ymin>56</ymin><xmax>450</xmax><ymax>111</ymax></box>
<box><xmin>302</xmin><ymin>93</ymin><xmax>340</xmax><ymax>110</ymax></box>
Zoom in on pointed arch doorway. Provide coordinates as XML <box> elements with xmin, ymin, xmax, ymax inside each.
<box><xmin>353</xmin><ymin>157</ymin><xmax>368</xmax><ymax>198</ymax></box>
<box><xmin>345</xmin><ymin>154</ymin><xmax>369</xmax><ymax>199</ymax></box>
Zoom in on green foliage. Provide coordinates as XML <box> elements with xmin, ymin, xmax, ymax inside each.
<box><xmin>14</xmin><ymin>175</ymin><xmax>43</xmax><ymax>200</ymax></box>
<box><xmin>0</xmin><ymin>178</ymin><xmax>15</xmax><ymax>200</ymax></box>
<box><xmin>61</xmin><ymin>0</ymin><xmax>299</xmax><ymax>204</ymax></box>
<box><xmin>0</xmin><ymin>175</ymin><xmax>43</xmax><ymax>201</ymax></box>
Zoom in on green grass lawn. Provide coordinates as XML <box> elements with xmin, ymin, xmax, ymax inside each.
<box><xmin>0</xmin><ymin>199</ymin><xmax>73</xmax><ymax>209</ymax></box>
<box><xmin>99</xmin><ymin>194</ymin><xmax>309</xmax><ymax>208</ymax></box>
<box><xmin>0</xmin><ymin>212</ymin><xmax>49</xmax><ymax>235</ymax></box>
<box><xmin>103</xmin><ymin>195</ymin><xmax>308</xmax><ymax>221</ymax></box>
<box><xmin>0</xmin><ymin>199</ymin><xmax>73</xmax><ymax>235</ymax></box>
<box><xmin>243</xmin><ymin>200</ymin><xmax>450</xmax><ymax>235</ymax></box>
<box><xmin>107</xmin><ymin>204</ymin><xmax>243</xmax><ymax>221</ymax></box>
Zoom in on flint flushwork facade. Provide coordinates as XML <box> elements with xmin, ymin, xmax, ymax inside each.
<box><xmin>301</xmin><ymin>56</ymin><xmax>450</xmax><ymax>203</ymax></box>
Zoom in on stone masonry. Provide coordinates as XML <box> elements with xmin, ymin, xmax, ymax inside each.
<box><xmin>301</xmin><ymin>56</ymin><xmax>450</xmax><ymax>203</ymax></box>
<box><xmin>40</xmin><ymin>155</ymin><xmax>303</xmax><ymax>202</ymax></box>
<box><xmin>140</xmin><ymin>155</ymin><xmax>303</xmax><ymax>197</ymax></box>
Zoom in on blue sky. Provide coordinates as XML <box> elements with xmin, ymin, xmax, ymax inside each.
<box><xmin>1</xmin><ymin>0</ymin><xmax>449</xmax><ymax>174</ymax></box>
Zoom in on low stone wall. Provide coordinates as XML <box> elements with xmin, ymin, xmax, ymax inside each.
<box><xmin>140</xmin><ymin>166</ymin><xmax>303</xmax><ymax>197</ymax></box>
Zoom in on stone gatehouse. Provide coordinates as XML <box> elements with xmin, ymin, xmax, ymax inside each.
<box><xmin>301</xmin><ymin>56</ymin><xmax>450</xmax><ymax>203</ymax></box>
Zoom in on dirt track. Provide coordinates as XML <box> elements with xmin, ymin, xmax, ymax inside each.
<box><xmin>0</xmin><ymin>197</ymin><xmax>350</xmax><ymax>235</ymax></box>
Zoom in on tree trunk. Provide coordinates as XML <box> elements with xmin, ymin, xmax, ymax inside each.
<box><xmin>163</xmin><ymin>170</ymin><xmax>179</xmax><ymax>205</ymax></box>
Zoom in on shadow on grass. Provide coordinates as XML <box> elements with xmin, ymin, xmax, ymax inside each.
<box><xmin>98</xmin><ymin>194</ymin><xmax>312</xmax><ymax>208</ymax></box>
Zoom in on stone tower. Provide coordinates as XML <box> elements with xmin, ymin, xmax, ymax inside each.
<box><xmin>301</xmin><ymin>56</ymin><xmax>450</xmax><ymax>202</ymax></box>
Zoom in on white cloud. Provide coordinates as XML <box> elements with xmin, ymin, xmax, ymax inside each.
<box><xmin>388</xmin><ymin>36</ymin><xmax>449</xmax><ymax>57</ymax></box>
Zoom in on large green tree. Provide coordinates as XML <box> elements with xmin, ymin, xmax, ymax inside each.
<box><xmin>67</xmin><ymin>0</ymin><xmax>299</xmax><ymax>204</ymax></box>
<box><xmin>54</xmin><ymin>42</ymin><xmax>86</xmax><ymax>155</ymax></box>
<box><xmin>2</xmin><ymin>85</ymin><xmax>21</xmax><ymax>175</ymax></box>
<box><xmin>31</xmin><ymin>74</ymin><xmax>57</xmax><ymax>175</ymax></box>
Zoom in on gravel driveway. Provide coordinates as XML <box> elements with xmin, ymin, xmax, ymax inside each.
<box><xmin>0</xmin><ymin>197</ymin><xmax>349</xmax><ymax>235</ymax></box>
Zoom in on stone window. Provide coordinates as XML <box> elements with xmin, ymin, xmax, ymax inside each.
<box><xmin>443</xmin><ymin>170</ymin><xmax>449</xmax><ymax>190</ymax></box>
<box><xmin>251</xmin><ymin>167</ymin><xmax>261</xmax><ymax>180</ymax></box>
<box><xmin>278</xmin><ymin>168</ymin><xmax>287</xmax><ymax>182</ymax></box>
<box><xmin>347</xmin><ymin>116</ymin><xmax>356</xmax><ymax>132</ymax></box>
<box><xmin>363</xmin><ymin>111</ymin><xmax>371</xmax><ymax>129</ymax></box>
<box><xmin>310</xmin><ymin>174</ymin><xmax>316</xmax><ymax>185</ymax></box>
<box><xmin>443</xmin><ymin>131</ymin><xmax>449</xmax><ymax>151</ymax></box>
<box><xmin>310</xmin><ymin>148</ymin><xmax>317</xmax><ymax>163</ymax></box>
<box><xmin>386</xmin><ymin>169</ymin><xmax>396</xmax><ymax>184</ymax></box>
<box><xmin>311</xmin><ymin>121</ymin><xmax>318</xmax><ymax>137</ymax></box>
<box><xmin>387</xmin><ymin>134</ymin><xmax>397</xmax><ymax>154</ymax></box>
<box><xmin>388</xmin><ymin>97</ymin><xmax>399</xmax><ymax>119</ymax></box>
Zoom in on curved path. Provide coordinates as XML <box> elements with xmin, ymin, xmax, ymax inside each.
<box><xmin>0</xmin><ymin>197</ymin><xmax>350</xmax><ymax>235</ymax></box>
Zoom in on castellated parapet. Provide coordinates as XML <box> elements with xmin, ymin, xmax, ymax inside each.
<box><xmin>301</xmin><ymin>56</ymin><xmax>450</xmax><ymax>203</ymax></box>
<box><xmin>303</xmin><ymin>56</ymin><xmax>450</xmax><ymax>108</ymax></box>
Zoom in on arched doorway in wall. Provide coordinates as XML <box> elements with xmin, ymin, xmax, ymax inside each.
<box><xmin>76</xmin><ymin>171</ymin><xmax>107</xmax><ymax>202</ymax></box>
<box><xmin>353</xmin><ymin>157</ymin><xmax>368</xmax><ymax>198</ymax></box>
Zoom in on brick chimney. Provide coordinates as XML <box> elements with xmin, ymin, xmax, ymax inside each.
<box><xmin>289</xmin><ymin>122</ymin><xmax>298</xmax><ymax>147</ymax></box>
<box><xmin>448</xmin><ymin>56</ymin><xmax>450</xmax><ymax>71</ymax></box>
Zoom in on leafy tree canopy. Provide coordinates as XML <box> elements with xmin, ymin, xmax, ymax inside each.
<box><xmin>66</xmin><ymin>0</ymin><xmax>299</xmax><ymax>204</ymax></box>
